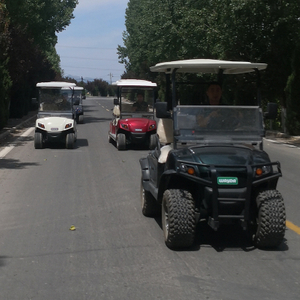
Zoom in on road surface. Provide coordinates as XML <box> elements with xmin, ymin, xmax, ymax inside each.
<box><xmin>0</xmin><ymin>97</ymin><xmax>299</xmax><ymax>300</ymax></box>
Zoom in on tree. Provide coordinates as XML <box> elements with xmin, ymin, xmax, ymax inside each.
<box><xmin>119</xmin><ymin>0</ymin><xmax>300</xmax><ymax>131</ymax></box>
<box><xmin>0</xmin><ymin>0</ymin><xmax>12</xmax><ymax>128</ymax></box>
<box><xmin>3</xmin><ymin>0</ymin><xmax>78</xmax><ymax>119</ymax></box>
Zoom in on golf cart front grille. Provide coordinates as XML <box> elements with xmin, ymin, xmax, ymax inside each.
<box><xmin>176</xmin><ymin>160</ymin><xmax>282</xmax><ymax>230</ymax></box>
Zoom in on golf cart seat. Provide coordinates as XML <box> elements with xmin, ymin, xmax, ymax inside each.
<box><xmin>157</xmin><ymin>118</ymin><xmax>173</xmax><ymax>144</ymax></box>
<box><xmin>157</xmin><ymin>118</ymin><xmax>173</xmax><ymax>163</ymax></box>
<box><xmin>113</xmin><ymin>105</ymin><xmax>120</xmax><ymax>117</ymax></box>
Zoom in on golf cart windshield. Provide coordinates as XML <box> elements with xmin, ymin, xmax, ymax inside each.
<box><xmin>120</xmin><ymin>87</ymin><xmax>155</xmax><ymax>117</ymax></box>
<box><xmin>174</xmin><ymin>105</ymin><xmax>264</xmax><ymax>145</ymax></box>
<box><xmin>73</xmin><ymin>90</ymin><xmax>83</xmax><ymax>106</ymax></box>
<box><xmin>39</xmin><ymin>88</ymin><xmax>73</xmax><ymax>112</ymax></box>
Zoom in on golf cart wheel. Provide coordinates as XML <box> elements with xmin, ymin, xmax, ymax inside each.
<box><xmin>253</xmin><ymin>190</ymin><xmax>286</xmax><ymax>248</ymax></box>
<box><xmin>34</xmin><ymin>132</ymin><xmax>43</xmax><ymax>149</ymax></box>
<box><xmin>149</xmin><ymin>134</ymin><xmax>157</xmax><ymax>150</ymax></box>
<box><xmin>116</xmin><ymin>133</ymin><xmax>126</xmax><ymax>150</ymax></box>
<box><xmin>108</xmin><ymin>134</ymin><xmax>113</xmax><ymax>144</ymax></box>
<box><xmin>78</xmin><ymin>115</ymin><xmax>84</xmax><ymax>124</ymax></box>
<box><xmin>162</xmin><ymin>189</ymin><xmax>196</xmax><ymax>249</ymax></box>
<box><xmin>66</xmin><ymin>133</ymin><xmax>75</xmax><ymax>149</ymax></box>
<box><xmin>140</xmin><ymin>178</ymin><xmax>160</xmax><ymax>217</ymax></box>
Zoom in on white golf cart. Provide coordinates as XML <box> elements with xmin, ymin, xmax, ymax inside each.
<box><xmin>34</xmin><ymin>81</ymin><xmax>77</xmax><ymax>149</ymax></box>
<box><xmin>73</xmin><ymin>86</ymin><xmax>85</xmax><ymax>124</ymax></box>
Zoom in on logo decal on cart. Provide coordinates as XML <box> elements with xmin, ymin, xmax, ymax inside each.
<box><xmin>217</xmin><ymin>177</ymin><xmax>238</xmax><ymax>185</ymax></box>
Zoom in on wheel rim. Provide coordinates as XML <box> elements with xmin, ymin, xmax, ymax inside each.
<box><xmin>162</xmin><ymin>201</ymin><xmax>169</xmax><ymax>239</ymax></box>
<box><xmin>141</xmin><ymin>187</ymin><xmax>145</xmax><ymax>209</ymax></box>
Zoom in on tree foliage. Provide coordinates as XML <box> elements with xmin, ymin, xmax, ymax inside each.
<box><xmin>118</xmin><ymin>0</ymin><xmax>300</xmax><ymax>133</ymax></box>
<box><xmin>0</xmin><ymin>0</ymin><xmax>12</xmax><ymax>128</ymax></box>
<box><xmin>1</xmin><ymin>0</ymin><xmax>78</xmax><ymax>121</ymax></box>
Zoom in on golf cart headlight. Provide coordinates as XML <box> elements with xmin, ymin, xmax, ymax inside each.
<box><xmin>65</xmin><ymin>123</ymin><xmax>73</xmax><ymax>129</ymax></box>
<box><xmin>149</xmin><ymin>124</ymin><xmax>156</xmax><ymax>130</ymax></box>
<box><xmin>121</xmin><ymin>123</ymin><xmax>129</xmax><ymax>129</ymax></box>
<box><xmin>255</xmin><ymin>166</ymin><xmax>271</xmax><ymax>176</ymax></box>
<box><xmin>180</xmin><ymin>163</ymin><xmax>195</xmax><ymax>175</ymax></box>
<box><xmin>38</xmin><ymin>123</ymin><xmax>45</xmax><ymax>129</ymax></box>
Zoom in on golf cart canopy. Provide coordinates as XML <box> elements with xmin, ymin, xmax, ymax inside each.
<box><xmin>150</xmin><ymin>59</ymin><xmax>267</xmax><ymax>74</ymax></box>
<box><xmin>112</xmin><ymin>79</ymin><xmax>157</xmax><ymax>88</ymax></box>
<box><xmin>36</xmin><ymin>82</ymin><xmax>76</xmax><ymax>89</ymax></box>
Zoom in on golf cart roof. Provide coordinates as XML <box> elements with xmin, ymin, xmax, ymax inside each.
<box><xmin>36</xmin><ymin>81</ymin><xmax>76</xmax><ymax>88</ymax></box>
<box><xmin>150</xmin><ymin>59</ymin><xmax>267</xmax><ymax>74</ymax></box>
<box><xmin>112</xmin><ymin>79</ymin><xmax>157</xmax><ymax>88</ymax></box>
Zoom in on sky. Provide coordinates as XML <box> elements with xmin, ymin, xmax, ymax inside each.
<box><xmin>55</xmin><ymin>0</ymin><xmax>129</xmax><ymax>83</ymax></box>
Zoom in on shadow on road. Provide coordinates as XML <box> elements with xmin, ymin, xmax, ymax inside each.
<box><xmin>154</xmin><ymin>217</ymin><xmax>289</xmax><ymax>252</ymax></box>
<box><xmin>82</xmin><ymin>116</ymin><xmax>111</xmax><ymax>124</ymax></box>
<box><xmin>0</xmin><ymin>256</ymin><xmax>8</xmax><ymax>268</ymax></box>
<box><xmin>0</xmin><ymin>158</ymin><xmax>39</xmax><ymax>169</ymax></box>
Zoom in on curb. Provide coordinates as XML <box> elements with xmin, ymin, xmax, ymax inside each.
<box><xmin>265</xmin><ymin>130</ymin><xmax>290</xmax><ymax>139</ymax></box>
<box><xmin>0</xmin><ymin>115</ymin><xmax>37</xmax><ymax>141</ymax></box>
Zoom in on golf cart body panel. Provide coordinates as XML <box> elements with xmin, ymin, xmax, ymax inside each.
<box><xmin>108</xmin><ymin>79</ymin><xmax>158</xmax><ymax>150</ymax></box>
<box><xmin>73</xmin><ymin>86</ymin><xmax>84</xmax><ymax>123</ymax></box>
<box><xmin>35</xmin><ymin>81</ymin><xmax>77</xmax><ymax>148</ymax></box>
<box><xmin>140</xmin><ymin>59</ymin><xmax>285</xmax><ymax>249</ymax></box>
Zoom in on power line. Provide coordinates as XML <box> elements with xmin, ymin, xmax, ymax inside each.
<box><xmin>57</xmin><ymin>45</ymin><xmax>117</xmax><ymax>50</ymax></box>
<box><xmin>61</xmin><ymin>65</ymin><xmax>124</xmax><ymax>72</ymax></box>
<box><xmin>60</xmin><ymin>56</ymin><xmax>118</xmax><ymax>62</ymax></box>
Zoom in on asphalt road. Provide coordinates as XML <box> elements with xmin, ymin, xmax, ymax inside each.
<box><xmin>0</xmin><ymin>97</ymin><xmax>299</xmax><ymax>300</ymax></box>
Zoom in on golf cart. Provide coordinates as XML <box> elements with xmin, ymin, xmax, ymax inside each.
<box><xmin>108</xmin><ymin>79</ymin><xmax>157</xmax><ymax>150</ymax></box>
<box><xmin>73</xmin><ymin>86</ymin><xmax>85</xmax><ymax>124</ymax></box>
<box><xmin>140</xmin><ymin>59</ymin><xmax>286</xmax><ymax>249</ymax></box>
<box><xmin>34</xmin><ymin>81</ymin><xmax>77</xmax><ymax>149</ymax></box>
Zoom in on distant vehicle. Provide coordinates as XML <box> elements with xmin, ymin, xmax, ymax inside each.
<box><xmin>108</xmin><ymin>79</ymin><xmax>157</xmax><ymax>150</ymax></box>
<box><xmin>73</xmin><ymin>86</ymin><xmax>85</xmax><ymax>124</ymax></box>
<box><xmin>34</xmin><ymin>81</ymin><xmax>77</xmax><ymax>149</ymax></box>
<box><xmin>140</xmin><ymin>59</ymin><xmax>286</xmax><ymax>249</ymax></box>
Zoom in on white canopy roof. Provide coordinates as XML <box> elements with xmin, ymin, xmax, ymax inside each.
<box><xmin>36</xmin><ymin>81</ymin><xmax>76</xmax><ymax>88</ymax></box>
<box><xmin>150</xmin><ymin>59</ymin><xmax>267</xmax><ymax>74</ymax></box>
<box><xmin>112</xmin><ymin>79</ymin><xmax>157</xmax><ymax>87</ymax></box>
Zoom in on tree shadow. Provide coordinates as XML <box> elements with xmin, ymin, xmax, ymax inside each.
<box><xmin>0</xmin><ymin>256</ymin><xmax>8</xmax><ymax>268</ymax></box>
<box><xmin>82</xmin><ymin>116</ymin><xmax>111</xmax><ymax>124</ymax></box>
<box><xmin>0</xmin><ymin>158</ymin><xmax>39</xmax><ymax>169</ymax></box>
<box><xmin>43</xmin><ymin>138</ymin><xmax>89</xmax><ymax>149</ymax></box>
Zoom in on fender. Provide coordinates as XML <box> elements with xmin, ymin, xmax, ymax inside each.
<box><xmin>140</xmin><ymin>157</ymin><xmax>150</xmax><ymax>191</ymax></box>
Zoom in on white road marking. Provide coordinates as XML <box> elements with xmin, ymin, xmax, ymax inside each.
<box><xmin>0</xmin><ymin>127</ymin><xmax>34</xmax><ymax>159</ymax></box>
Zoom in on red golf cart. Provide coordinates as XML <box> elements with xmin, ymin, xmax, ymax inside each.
<box><xmin>108</xmin><ymin>79</ymin><xmax>157</xmax><ymax>150</ymax></box>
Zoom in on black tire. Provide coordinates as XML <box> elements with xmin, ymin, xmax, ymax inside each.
<box><xmin>140</xmin><ymin>179</ymin><xmax>160</xmax><ymax>217</ymax></box>
<box><xmin>108</xmin><ymin>134</ymin><xmax>113</xmax><ymax>144</ymax></box>
<box><xmin>78</xmin><ymin>115</ymin><xmax>84</xmax><ymax>124</ymax></box>
<box><xmin>162</xmin><ymin>189</ymin><xmax>196</xmax><ymax>249</ymax></box>
<box><xmin>117</xmin><ymin>133</ymin><xmax>126</xmax><ymax>150</ymax></box>
<box><xmin>149</xmin><ymin>134</ymin><xmax>157</xmax><ymax>150</ymax></box>
<box><xmin>34</xmin><ymin>132</ymin><xmax>43</xmax><ymax>149</ymax></box>
<box><xmin>66</xmin><ymin>133</ymin><xmax>75</xmax><ymax>149</ymax></box>
<box><xmin>253</xmin><ymin>190</ymin><xmax>286</xmax><ymax>248</ymax></box>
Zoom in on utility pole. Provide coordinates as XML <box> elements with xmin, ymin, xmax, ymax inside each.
<box><xmin>108</xmin><ymin>73</ymin><xmax>114</xmax><ymax>85</ymax></box>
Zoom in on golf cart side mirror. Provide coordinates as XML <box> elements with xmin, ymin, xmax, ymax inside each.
<box><xmin>113</xmin><ymin>98</ymin><xmax>119</xmax><ymax>106</ymax></box>
<box><xmin>155</xmin><ymin>102</ymin><xmax>171</xmax><ymax>118</ymax></box>
<box><xmin>264</xmin><ymin>102</ymin><xmax>278</xmax><ymax>119</ymax></box>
